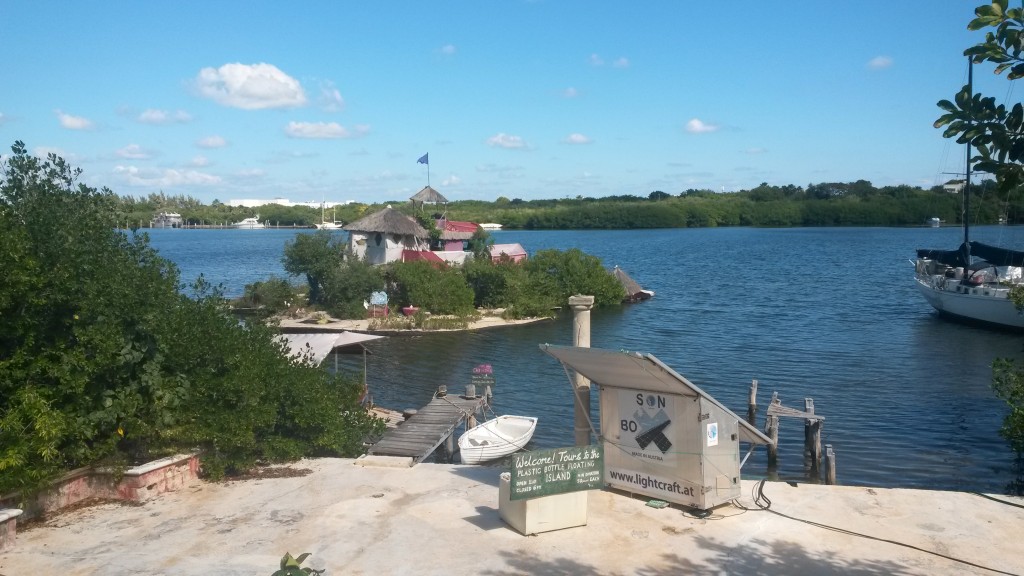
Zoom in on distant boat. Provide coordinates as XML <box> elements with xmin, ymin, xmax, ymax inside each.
<box><xmin>479</xmin><ymin>223</ymin><xmax>503</xmax><ymax>231</ymax></box>
<box><xmin>612</xmin><ymin>265</ymin><xmax>654</xmax><ymax>302</ymax></box>
<box><xmin>232</xmin><ymin>215</ymin><xmax>266</xmax><ymax>229</ymax></box>
<box><xmin>315</xmin><ymin>202</ymin><xmax>343</xmax><ymax>230</ymax></box>
<box><xmin>458</xmin><ymin>415</ymin><xmax>537</xmax><ymax>465</ymax></box>
<box><xmin>927</xmin><ymin>217</ymin><xmax>941</xmax><ymax>227</ymax></box>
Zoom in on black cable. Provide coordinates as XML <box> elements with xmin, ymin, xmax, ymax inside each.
<box><xmin>746</xmin><ymin>479</ymin><xmax>1021</xmax><ymax>576</ymax></box>
<box><xmin>970</xmin><ymin>491</ymin><xmax>1024</xmax><ymax>510</ymax></box>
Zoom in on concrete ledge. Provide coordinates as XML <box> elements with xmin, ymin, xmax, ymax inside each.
<box><xmin>0</xmin><ymin>508</ymin><xmax>23</xmax><ymax>552</ymax></box>
<box><xmin>354</xmin><ymin>455</ymin><xmax>414</xmax><ymax>468</ymax></box>
<box><xmin>0</xmin><ymin>454</ymin><xmax>200</xmax><ymax>524</ymax></box>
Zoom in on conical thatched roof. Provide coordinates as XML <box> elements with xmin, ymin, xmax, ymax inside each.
<box><xmin>343</xmin><ymin>206</ymin><xmax>428</xmax><ymax>237</ymax></box>
<box><xmin>612</xmin><ymin>265</ymin><xmax>643</xmax><ymax>296</ymax></box>
<box><xmin>410</xmin><ymin>186</ymin><xmax>449</xmax><ymax>204</ymax></box>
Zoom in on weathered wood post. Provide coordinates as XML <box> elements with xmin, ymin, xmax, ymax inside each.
<box><xmin>569</xmin><ymin>295</ymin><xmax>595</xmax><ymax>446</ymax></box>
<box><xmin>803</xmin><ymin>398</ymin><xmax>814</xmax><ymax>447</ymax></box>
<box><xmin>824</xmin><ymin>444</ymin><xmax>836</xmax><ymax>485</ymax></box>
<box><xmin>747</xmin><ymin>379</ymin><xmax>758</xmax><ymax>425</ymax></box>
<box><xmin>764</xmin><ymin>392</ymin><xmax>780</xmax><ymax>466</ymax></box>
<box><xmin>804</xmin><ymin>397</ymin><xmax>823</xmax><ymax>472</ymax></box>
<box><xmin>810</xmin><ymin>422</ymin><xmax>822</xmax><ymax>471</ymax></box>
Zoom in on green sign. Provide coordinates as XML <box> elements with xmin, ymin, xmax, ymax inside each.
<box><xmin>509</xmin><ymin>445</ymin><xmax>604</xmax><ymax>500</ymax></box>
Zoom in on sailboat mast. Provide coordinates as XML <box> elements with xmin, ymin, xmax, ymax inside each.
<box><xmin>964</xmin><ymin>57</ymin><xmax>973</xmax><ymax>251</ymax></box>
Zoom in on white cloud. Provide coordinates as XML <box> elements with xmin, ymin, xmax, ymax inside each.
<box><xmin>612</xmin><ymin>57</ymin><xmax>630</xmax><ymax>68</ymax></box>
<box><xmin>55</xmin><ymin>110</ymin><xmax>94</xmax><ymax>130</ymax></box>
<box><xmin>138</xmin><ymin>108</ymin><xmax>191</xmax><ymax>124</ymax></box>
<box><xmin>589</xmin><ymin>54</ymin><xmax>604</xmax><ymax>66</ymax></box>
<box><xmin>440</xmin><ymin>44</ymin><xmax>457</xmax><ymax>55</ymax></box>
<box><xmin>190</xmin><ymin>155</ymin><xmax>210</xmax><ymax>167</ymax></box>
<box><xmin>319</xmin><ymin>82</ymin><xmax>344</xmax><ymax>112</ymax></box>
<box><xmin>867</xmin><ymin>56</ymin><xmax>893</xmax><ymax>70</ymax></box>
<box><xmin>562</xmin><ymin>87</ymin><xmax>579</xmax><ymax>98</ymax></box>
<box><xmin>685</xmin><ymin>118</ymin><xmax>719</xmax><ymax>134</ymax></box>
<box><xmin>116</xmin><ymin>144</ymin><xmax>152</xmax><ymax>160</ymax></box>
<box><xmin>487</xmin><ymin>133</ymin><xmax>527</xmax><ymax>149</ymax></box>
<box><xmin>197</xmin><ymin>135</ymin><xmax>227</xmax><ymax>148</ymax></box>
<box><xmin>33</xmin><ymin>146</ymin><xmax>77</xmax><ymax>162</ymax></box>
<box><xmin>564</xmin><ymin>133</ymin><xmax>591</xmax><ymax>144</ymax></box>
<box><xmin>113</xmin><ymin>165</ymin><xmax>221</xmax><ymax>188</ymax></box>
<box><xmin>442</xmin><ymin>174</ymin><xmax>462</xmax><ymax>186</ymax></box>
<box><xmin>236</xmin><ymin>168</ymin><xmax>266</xmax><ymax>179</ymax></box>
<box><xmin>0</xmin><ymin>112</ymin><xmax>8</xmax><ymax>125</ymax></box>
<box><xmin>195</xmin><ymin>63</ymin><xmax>307</xmax><ymax>110</ymax></box>
<box><xmin>284</xmin><ymin>121</ymin><xmax>368</xmax><ymax>139</ymax></box>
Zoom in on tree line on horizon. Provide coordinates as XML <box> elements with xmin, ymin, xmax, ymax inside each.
<box><xmin>112</xmin><ymin>178</ymin><xmax>1024</xmax><ymax>231</ymax></box>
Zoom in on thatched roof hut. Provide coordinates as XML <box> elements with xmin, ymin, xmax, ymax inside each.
<box><xmin>410</xmin><ymin>186</ymin><xmax>449</xmax><ymax>204</ymax></box>
<box><xmin>612</xmin><ymin>265</ymin><xmax>653</xmax><ymax>302</ymax></box>
<box><xmin>343</xmin><ymin>207</ymin><xmax>428</xmax><ymax>238</ymax></box>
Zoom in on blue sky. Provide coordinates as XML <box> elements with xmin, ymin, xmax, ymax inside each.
<box><xmin>0</xmin><ymin>1</ymin><xmax>1013</xmax><ymax>204</ymax></box>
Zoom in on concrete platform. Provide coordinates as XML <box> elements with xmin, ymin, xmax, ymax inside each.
<box><xmin>1</xmin><ymin>458</ymin><xmax>1021</xmax><ymax>575</ymax></box>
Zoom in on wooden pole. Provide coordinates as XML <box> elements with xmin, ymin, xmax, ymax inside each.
<box><xmin>803</xmin><ymin>398</ymin><xmax>814</xmax><ymax>446</ymax></box>
<box><xmin>765</xmin><ymin>392</ymin><xmax>780</xmax><ymax>466</ymax></box>
<box><xmin>824</xmin><ymin>444</ymin><xmax>836</xmax><ymax>485</ymax></box>
<box><xmin>747</xmin><ymin>379</ymin><xmax>758</xmax><ymax>425</ymax></box>
<box><xmin>811</xmin><ymin>421</ymin><xmax>822</xmax><ymax>469</ymax></box>
<box><xmin>765</xmin><ymin>415</ymin><xmax>779</xmax><ymax>465</ymax></box>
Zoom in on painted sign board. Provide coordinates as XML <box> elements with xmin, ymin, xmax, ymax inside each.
<box><xmin>601</xmin><ymin>386</ymin><xmax>741</xmax><ymax>509</ymax></box>
<box><xmin>509</xmin><ymin>445</ymin><xmax>604</xmax><ymax>501</ymax></box>
<box><xmin>471</xmin><ymin>363</ymin><xmax>496</xmax><ymax>388</ymax></box>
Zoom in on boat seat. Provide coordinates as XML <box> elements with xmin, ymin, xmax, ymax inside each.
<box><xmin>469</xmin><ymin>438</ymin><xmax>489</xmax><ymax>446</ymax></box>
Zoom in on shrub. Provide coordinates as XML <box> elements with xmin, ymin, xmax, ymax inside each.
<box><xmin>385</xmin><ymin>261</ymin><xmax>475</xmax><ymax>315</ymax></box>
<box><xmin>0</xmin><ymin>142</ymin><xmax>383</xmax><ymax>495</ymax></box>
<box><xmin>238</xmin><ymin>276</ymin><xmax>300</xmax><ymax>318</ymax></box>
<box><xmin>524</xmin><ymin>248</ymin><xmax>625</xmax><ymax>307</ymax></box>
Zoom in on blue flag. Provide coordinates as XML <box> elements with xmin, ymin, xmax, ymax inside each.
<box><xmin>417</xmin><ymin>153</ymin><xmax>429</xmax><ymax>165</ymax></box>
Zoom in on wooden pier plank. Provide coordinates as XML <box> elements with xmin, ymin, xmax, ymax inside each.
<box><xmin>367</xmin><ymin>395</ymin><xmax>486</xmax><ymax>463</ymax></box>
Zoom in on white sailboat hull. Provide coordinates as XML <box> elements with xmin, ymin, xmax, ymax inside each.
<box><xmin>458</xmin><ymin>415</ymin><xmax>537</xmax><ymax>465</ymax></box>
<box><xmin>915</xmin><ymin>274</ymin><xmax>1024</xmax><ymax>329</ymax></box>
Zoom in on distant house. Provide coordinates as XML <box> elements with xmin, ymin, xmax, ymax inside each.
<box><xmin>343</xmin><ymin>207</ymin><xmax>430</xmax><ymax>265</ymax></box>
<box><xmin>151</xmin><ymin>212</ymin><xmax>183</xmax><ymax>228</ymax></box>
<box><xmin>943</xmin><ymin>180</ymin><xmax>965</xmax><ymax>194</ymax></box>
<box><xmin>424</xmin><ymin>218</ymin><xmax>475</xmax><ymax>265</ymax></box>
<box><xmin>489</xmin><ymin>243</ymin><xmax>528</xmax><ymax>263</ymax></box>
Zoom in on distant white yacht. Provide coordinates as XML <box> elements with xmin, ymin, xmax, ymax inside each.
<box><xmin>479</xmin><ymin>223</ymin><xmax>503</xmax><ymax>231</ymax></box>
<box><xmin>315</xmin><ymin>203</ymin><xmax>343</xmax><ymax>229</ymax></box>
<box><xmin>232</xmin><ymin>215</ymin><xmax>266</xmax><ymax>229</ymax></box>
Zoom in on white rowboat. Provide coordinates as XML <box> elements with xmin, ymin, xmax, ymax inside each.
<box><xmin>458</xmin><ymin>415</ymin><xmax>537</xmax><ymax>465</ymax></box>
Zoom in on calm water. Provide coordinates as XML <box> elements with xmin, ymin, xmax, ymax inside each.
<box><xmin>144</xmin><ymin>226</ymin><xmax>1024</xmax><ymax>494</ymax></box>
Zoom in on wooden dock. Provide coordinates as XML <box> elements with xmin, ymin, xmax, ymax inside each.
<box><xmin>367</xmin><ymin>394</ymin><xmax>488</xmax><ymax>463</ymax></box>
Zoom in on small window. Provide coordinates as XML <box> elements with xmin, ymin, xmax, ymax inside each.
<box><xmin>374</xmin><ymin>232</ymin><xmax>382</xmax><ymax>246</ymax></box>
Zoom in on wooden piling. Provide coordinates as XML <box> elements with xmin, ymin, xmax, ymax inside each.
<box><xmin>747</xmin><ymin>379</ymin><xmax>758</xmax><ymax>425</ymax></box>
<box><xmin>765</xmin><ymin>415</ymin><xmax>779</xmax><ymax>465</ymax></box>
<box><xmin>764</xmin><ymin>392</ymin><xmax>780</xmax><ymax>465</ymax></box>
<box><xmin>803</xmin><ymin>398</ymin><xmax>814</xmax><ymax>445</ymax></box>
<box><xmin>824</xmin><ymin>444</ymin><xmax>836</xmax><ymax>485</ymax></box>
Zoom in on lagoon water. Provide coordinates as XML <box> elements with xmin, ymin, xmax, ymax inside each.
<box><xmin>144</xmin><ymin>225</ymin><xmax>1024</xmax><ymax>494</ymax></box>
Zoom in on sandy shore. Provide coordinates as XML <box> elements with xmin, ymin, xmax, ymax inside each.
<box><xmin>2</xmin><ymin>458</ymin><xmax>1022</xmax><ymax>576</ymax></box>
<box><xmin>277</xmin><ymin>311</ymin><xmax>552</xmax><ymax>334</ymax></box>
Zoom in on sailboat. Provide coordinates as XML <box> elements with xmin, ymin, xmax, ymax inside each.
<box><xmin>315</xmin><ymin>201</ymin><xmax>343</xmax><ymax>230</ymax></box>
<box><xmin>914</xmin><ymin>59</ymin><xmax>1024</xmax><ymax>330</ymax></box>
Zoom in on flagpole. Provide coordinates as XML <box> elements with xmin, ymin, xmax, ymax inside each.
<box><xmin>418</xmin><ymin>153</ymin><xmax>430</xmax><ymax>187</ymax></box>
